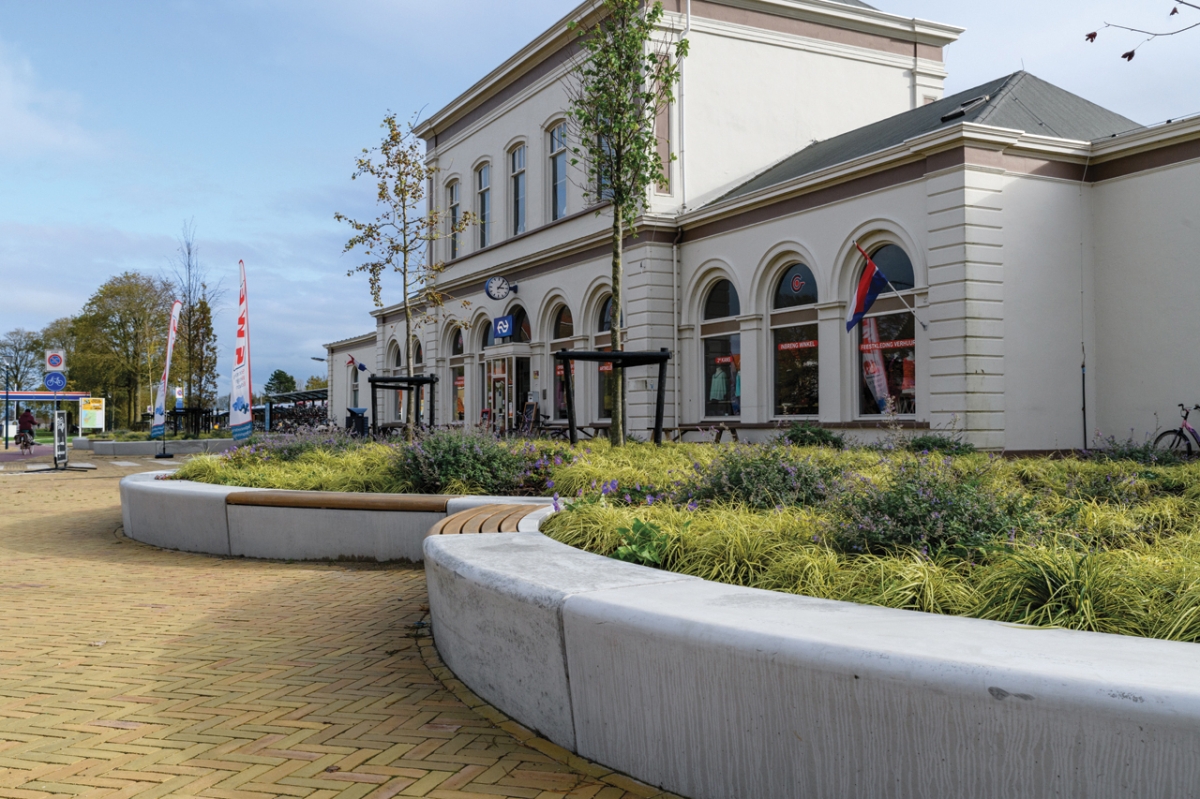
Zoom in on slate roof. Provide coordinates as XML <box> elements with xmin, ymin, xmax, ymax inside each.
<box><xmin>714</xmin><ymin>72</ymin><xmax>1139</xmax><ymax>204</ymax></box>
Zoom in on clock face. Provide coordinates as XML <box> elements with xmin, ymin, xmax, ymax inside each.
<box><xmin>485</xmin><ymin>276</ymin><xmax>510</xmax><ymax>301</ymax></box>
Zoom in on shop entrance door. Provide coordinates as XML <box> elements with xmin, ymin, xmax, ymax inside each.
<box><xmin>484</xmin><ymin>355</ymin><xmax>531</xmax><ymax>433</ymax></box>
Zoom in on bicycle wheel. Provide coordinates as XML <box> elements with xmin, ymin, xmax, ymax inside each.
<box><xmin>1153</xmin><ymin>429</ymin><xmax>1193</xmax><ymax>459</ymax></box>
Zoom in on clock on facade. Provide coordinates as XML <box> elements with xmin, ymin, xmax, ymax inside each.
<box><xmin>484</xmin><ymin>276</ymin><xmax>516</xmax><ymax>301</ymax></box>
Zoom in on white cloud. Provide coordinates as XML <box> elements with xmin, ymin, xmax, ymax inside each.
<box><xmin>0</xmin><ymin>39</ymin><xmax>98</xmax><ymax>158</ymax></box>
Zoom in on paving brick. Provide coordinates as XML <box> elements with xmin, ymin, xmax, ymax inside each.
<box><xmin>0</xmin><ymin>463</ymin><xmax>667</xmax><ymax>799</ymax></box>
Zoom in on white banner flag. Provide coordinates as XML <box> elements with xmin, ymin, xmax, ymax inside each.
<box><xmin>230</xmin><ymin>260</ymin><xmax>254</xmax><ymax>440</ymax></box>
<box><xmin>860</xmin><ymin>317</ymin><xmax>890</xmax><ymax>413</ymax></box>
<box><xmin>151</xmin><ymin>300</ymin><xmax>184</xmax><ymax>439</ymax></box>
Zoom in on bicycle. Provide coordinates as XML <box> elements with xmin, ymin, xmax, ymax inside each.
<box><xmin>1153</xmin><ymin>403</ymin><xmax>1200</xmax><ymax>458</ymax></box>
<box><xmin>15</xmin><ymin>430</ymin><xmax>35</xmax><ymax>456</ymax></box>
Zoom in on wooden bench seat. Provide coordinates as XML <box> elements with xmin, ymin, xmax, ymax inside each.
<box><xmin>427</xmin><ymin>503</ymin><xmax>545</xmax><ymax>536</ymax></box>
<box><xmin>226</xmin><ymin>491</ymin><xmax>452</xmax><ymax>512</ymax></box>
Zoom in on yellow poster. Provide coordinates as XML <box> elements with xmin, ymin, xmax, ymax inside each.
<box><xmin>80</xmin><ymin>398</ymin><xmax>105</xmax><ymax>431</ymax></box>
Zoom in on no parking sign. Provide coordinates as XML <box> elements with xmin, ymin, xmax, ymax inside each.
<box><xmin>45</xmin><ymin>350</ymin><xmax>65</xmax><ymax>370</ymax></box>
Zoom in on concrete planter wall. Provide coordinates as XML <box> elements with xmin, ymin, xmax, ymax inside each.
<box><xmin>94</xmin><ymin>439</ymin><xmax>236</xmax><ymax>456</ymax></box>
<box><xmin>424</xmin><ymin>532</ymin><xmax>1200</xmax><ymax>799</ymax></box>
<box><xmin>119</xmin><ymin>472</ymin><xmax>550</xmax><ymax>562</ymax></box>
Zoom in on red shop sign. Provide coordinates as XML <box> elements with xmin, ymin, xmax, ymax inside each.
<box><xmin>714</xmin><ymin>356</ymin><xmax>735</xmax><ymax>364</ymax></box>
<box><xmin>859</xmin><ymin>338</ymin><xmax>915</xmax><ymax>352</ymax></box>
<box><xmin>454</xmin><ymin>376</ymin><xmax>465</xmax><ymax>387</ymax></box>
<box><xmin>598</xmin><ymin>362</ymin><xmax>613</xmax><ymax>373</ymax></box>
<box><xmin>778</xmin><ymin>340</ymin><xmax>818</xmax><ymax>351</ymax></box>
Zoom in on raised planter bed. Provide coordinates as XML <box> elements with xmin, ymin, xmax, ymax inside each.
<box><xmin>118</xmin><ymin>472</ymin><xmax>551</xmax><ymax>562</ymax></box>
<box><xmin>424</xmin><ymin>531</ymin><xmax>1200</xmax><ymax>799</ymax></box>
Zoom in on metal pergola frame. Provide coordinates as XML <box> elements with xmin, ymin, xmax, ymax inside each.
<box><xmin>368</xmin><ymin>375</ymin><xmax>439</xmax><ymax>435</ymax></box>
<box><xmin>553</xmin><ymin>349</ymin><xmax>671</xmax><ymax>445</ymax></box>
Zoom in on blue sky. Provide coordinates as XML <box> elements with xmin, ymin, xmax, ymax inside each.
<box><xmin>0</xmin><ymin>0</ymin><xmax>1195</xmax><ymax>394</ymax></box>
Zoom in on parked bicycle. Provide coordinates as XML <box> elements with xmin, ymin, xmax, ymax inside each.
<box><xmin>1153</xmin><ymin>403</ymin><xmax>1200</xmax><ymax>458</ymax></box>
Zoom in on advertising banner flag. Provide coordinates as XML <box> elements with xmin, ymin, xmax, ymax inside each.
<box><xmin>150</xmin><ymin>300</ymin><xmax>184</xmax><ymax>439</ymax></box>
<box><xmin>860</xmin><ymin>317</ymin><xmax>890</xmax><ymax>412</ymax></box>
<box><xmin>230</xmin><ymin>260</ymin><xmax>253</xmax><ymax>440</ymax></box>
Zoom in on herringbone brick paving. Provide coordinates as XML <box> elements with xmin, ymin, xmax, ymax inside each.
<box><xmin>0</xmin><ymin>461</ymin><xmax>678</xmax><ymax>799</ymax></box>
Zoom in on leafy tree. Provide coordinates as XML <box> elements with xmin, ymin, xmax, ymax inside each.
<box><xmin>0</xmin><ymin>329</ymin><xmax>42</xmax><ymax>389</ymax></box>
<box><xmin>335</xmin><ymin>112</ymin><xmax>473</xmax><ymax>442</ymax></box>
<box><xmin>1086</xmin><ymin>1</ymin><xmax>1199</xmax><ymax>60</ymax></box>
<box><xmin>263</xmin><ymin>370</ymin><xmax>298</xmax><ymax>396</ymax></box>
<box><xmin>567</xmin><ymin>0</ymin><xmax>687</xmax><ymax>445</ymax></box>
<box><xmin>75</xmin><ymin>272</ymin><xmax>174</xmax><ymax>428</ymax></box>
<box><xmin>305</xmin><ymin>375</ymin><xmax>328</xmax><ymax>390</ymax></box>
<box><xmin>169</xmin><ymin>221</ymin><xmax>222</xmax><ymax>409</ymax></box>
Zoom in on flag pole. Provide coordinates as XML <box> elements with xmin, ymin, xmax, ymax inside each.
<box><xmin>853</xmin><ymin>241</ymin><xmax>928</xmax><ymax>331</ymax></box>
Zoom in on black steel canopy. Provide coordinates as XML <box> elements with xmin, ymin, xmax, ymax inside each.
<box><xmin>553</xmin><ymin>349</ymin><xmax>671</xmax><ymax>445</ymax></box>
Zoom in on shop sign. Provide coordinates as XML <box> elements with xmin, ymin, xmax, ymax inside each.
<box><xmin>714</xmin><ymin>355</ymin><xmax>736</xmax><ymax>365</ymax></box>
<box><xmin>454</xmin><ymin>376</ymin><xmax>465</xmax><ymax>387</ymax></box>
<box><xmin>859</xmin><ymin>338</ymin><xmax>915</xmax><ymax>352</ymax></box>
<box><xmin>778</xmin><ymin>340</ymin><xmax>818</xmax><ymax>351</ymax></box>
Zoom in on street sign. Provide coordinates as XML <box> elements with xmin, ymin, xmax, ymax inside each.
<box><xmin>45</xmin><ymin>351</ymin><xmax>65</xmax><ymax>371</ymax></box>
<box><xmin>44</xmin><ymin>372</ymin><xmax>66</xmax><ymax>392</ymax></box>
<box><xmin>80</xmin><ymin>398</ymin><xmax>105</xmax><ymax>430</ymax></box>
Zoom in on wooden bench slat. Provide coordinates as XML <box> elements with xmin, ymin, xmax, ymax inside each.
<box><xmin>428</xmin><ymin>503</ymin><xmax>547</xmax><ymax>536</ymax></box>
<box><xmin>227</xmin><ymin>491</ymin><xmax>452</xmax><ymax>513</ymax></box>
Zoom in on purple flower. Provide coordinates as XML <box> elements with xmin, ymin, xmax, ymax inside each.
<box><xmin>686</xmin><ymin>500</ymin><xmax>699</xmax><ymax>511</ymax></box>
<box><xmin>546</xmin><ymin>479</ymin><xmax>555</xmax><ymax>489</ymax></box>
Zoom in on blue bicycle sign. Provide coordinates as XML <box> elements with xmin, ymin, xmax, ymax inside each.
<box><xmin>44</xmin><ymin>371</ymin><xmax>66</xmax><ymax>392</ymax></box>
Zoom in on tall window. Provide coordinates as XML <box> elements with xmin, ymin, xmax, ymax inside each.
<box><xmin>550</xmin><ymin>122</ymin><xmax>567</xmax><ymax>221</ymax></box>
<box><xmin>702</xmin><ymin>280</ymin><xmax>740</xmax><ymax>418</ymax></box>
<box><xmin>772</xmin><ymin>263</ymin><xmax>819</xmax><ymax>416</ymax></box>
<box><xmin>476</xmin><ymin>164</ymin><xmax>491</xmax><ymax>248</ymax></box>
<box><xmin>596</xmin><ymin>296</ymin><xmax>613</xmax><ymax>419</ymax></box>
<box><xmin>551</xmin><ymin>306</ymin><xmax>574</xmax><ymax>420</ymax></box>
<box><xmin>510</xmin><ymin>145</ymin><xmax>526</xmax><ymax>236</ymax></box>
<box><xmin>450</xmin><ymin>329</ymin><xmax>465</xmax><ymax>422</ymax></box>
<box><xmin>447</xmin><ymin>182</ymin><xmax>460</xmax><ymax>260</ymax></box>
<box><xmin>857</xmin><ymin>245</ymin><xmax>917</xmax><ymax>415</ymax></box>
<box><xmin>350</xmin><ymin>364</ymin><xmax>359</xmax><ymax>409</ymax></box>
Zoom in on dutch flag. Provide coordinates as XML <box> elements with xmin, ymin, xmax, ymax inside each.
<box><xmin>845</xmin><ymin>241</ymin><xmax>891</xmax><ymax>332</ymax></box>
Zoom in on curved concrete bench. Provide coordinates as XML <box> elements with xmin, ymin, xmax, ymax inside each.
<box><xmin>424</xmin><ymin>531</ymin><xmax>1200</xmax><ymax>799</ymax></box>
<box><xmin>119</xmin><ymin>472</ymin><xmax>551</xmax><ymax>562</ymax></box>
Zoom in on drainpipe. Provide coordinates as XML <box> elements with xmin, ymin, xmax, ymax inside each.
<box><xmin>673</xmin><ymin>227</ymin><xmax>683</xmax><ymax>428</ymax></box>
<box><xmin>679</xmin><ymin>0</ymin><xmax>691</xmax><ymax>211</ymax></box>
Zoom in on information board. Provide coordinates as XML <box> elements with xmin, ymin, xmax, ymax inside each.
<box><xmin>80</xmin><ymin>398</ymin><xmax>105</xmax><ymax>430</ymax></box>
<box><xmin>54</xmin><ymin>410</ymin><xmax>68</xmax><ymax>468</ymax></box>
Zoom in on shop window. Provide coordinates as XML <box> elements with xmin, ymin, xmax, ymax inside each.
<box><xmin>859</xmin><ymin>313</ymin><xmax>916</xmax><ymax>415</ymax></box>
<box><xmin>702</xmin><ymin>279</ymin><xmax>740</xmax><ymax>417</ymax></box>
<box><xmin>451</xmin><ymin>366</ymin><xmax>465</xmax><ymax>421</ymax></box>
<box><xmin>772</xmin><ymin>263</ymin><xmax>818</xmax><ymax>416</ymax></box>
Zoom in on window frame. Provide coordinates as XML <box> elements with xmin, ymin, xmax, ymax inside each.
<box><xmin>476</xmin><ymin>163</ymin><xmax>491</xmax><ymax>249</ymax></box>
<box><xmin>699</xmin><ymin>279</ymin><xmax>742</xmax><ymax>420</ymax></box>
<box><xmin>510</xmin><ymin>144</ymin><xmax>526</xmax><ymax>236</ymax></box>
<box><xmin>447</xmin><ymin>181</ymin><xmax>461</xmax><ymax>260</ymax></box>
<box><xmin>549</xmin><ymin>122</ymin><xmax>568</xmax><ymax>222</ymax></box>
<box><xmin>769</xmin><ymin>263</ymin><xmax>820</xmax><ymax>418</ymax></box>
<box><xmin>851</xmin><ymin>244</ymin><xmax>918</xmax><ymax>419</ymax></box>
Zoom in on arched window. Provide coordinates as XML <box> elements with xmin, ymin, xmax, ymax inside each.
<box><xmin>498</xmin><ymin>306</ymin><xmax>531</xmax><ymax>344</ymax></box>
<box><xmin>551</xmin><ymin>306</ymin><xmax>574</xmax><ymax>420</ymax></box>
<box><xmin>349</xmin><ymin>362</ymin><xmax>360</xmax><ymax>409</ymax></box>
<box><xmin>553</xmin><ymin>306</ymin><xmax>574</xmax><ymax>339</ymax></box>
<box><xmin>392</xmin><ymin>343</ymin><xmax>403</xmax><ymax>368</ymax></box>
<box><xmin>704</xmin><ymin>279</ymin><xmax>741</xmax><ymax>319</ymax></box>
<box><xmin>772</xmin><ymin>263</ymin><xmax>819</xmax><ymax>416</ymax></box>
<box><xmin>701</xmin><ymin>279</ymin><xmax>741</xmax><ymax>417</ymax></box>
<box><xmin>597</xmin><ymin>296</ymin><xmax>612</xmax><ymax>332</ymax></box>
<box><xmin>411</xmin><ymin>340</ymin><xmax>424</xmax><ymax>366</ymax></box>
<box><xmin>481</xmin><ymin>323</ymin><xmax>495</xmax><ymax>350</ymax></box>
<box><xmin>871</xmin><ymin>244</ymin><xmax>915</xmax><ymax>293</ymax></box>
<box><xmin>856</xmin><ymin>244</ymin><xmax>917</xmax><ymax>416</ymax></box>
<box><xmin>451</xmin><ymin>329</ymin><xmax>464</xmax><ymax>356</ymax></box>
<box><xmin>449</xmin><ymin>328</ymin><xmax>465</xmax><ymax>423</ymax></box>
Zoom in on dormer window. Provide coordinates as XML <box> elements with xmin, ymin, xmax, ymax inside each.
<box><xmin>940</xmin><ymin>95</ymin><xmax>989</xmax><ymax>122</ymax></box>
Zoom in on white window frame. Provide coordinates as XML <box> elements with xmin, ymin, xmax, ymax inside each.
<box><xmin>476</xmin><ymin>164</ymin><xmax>491</xmax><ymax>249</ymax></box>
<box><xmin>549</xmin><ymin>122</ymin><xmax>567</xmax><ymax>222</ymax></box>
<box><xmin>447</xmin><ymin>181</ymin><xmax>461</xmax><ymax>260</ymax></box>
<box><xmin>510</xmin><ymin>145</ymin><xmax>526</xmax><ymax>236</ymax></box>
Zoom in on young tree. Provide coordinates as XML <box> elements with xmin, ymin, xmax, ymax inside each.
<box><xmin>169</xmin><ymin>221</ymin><xmax>222</xmax><ymax>409</ymax></box>
<box><xmin>0</xmin><ymin>329</ymin><xmax>42</xmax><ymax>389</ymax></box>
<box><xmin>1086</xmin><ymin>1</ymin><xmax>1199</xmax><ymax>60</ymax></box>
<box><xmin>567</xmin><ymin>0</ymin><xmax>687</xmax><ymax>445</ymax></box>
<box><xmin>335</xmin><ymin>112</ymin><xmax>473</xmax><ymax>442</ymax></box>
<box><xmin>75</xmin><ymin>272</ymin><xmax>174</xmax><ymax>427</ymax></box>
<box><xmin>263</xmin><ymin>369</ymin><xmax>298</xmax><ymax>396</ymax></box>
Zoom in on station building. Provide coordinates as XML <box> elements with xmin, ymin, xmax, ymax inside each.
<box><xmin>326</xmin><ymin>0</ymin><xmax>1200</xmax><ymax>450</ymax></box>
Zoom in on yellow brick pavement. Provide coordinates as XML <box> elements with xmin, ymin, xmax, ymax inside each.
<box><xmin>0</xmin><ymin>461</ymin><xmax>678</xmax><ymax>799</ymax></box>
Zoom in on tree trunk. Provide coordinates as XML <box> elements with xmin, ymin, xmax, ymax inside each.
<box><xmin>607</xmin><ymin>212</ymin><xmax>625</xmax><ymax>446</ymax></box>
<box><xmin>403</xmin><ymin>272</ymin><xmax>416</xmax><ymax>445</ymax></box>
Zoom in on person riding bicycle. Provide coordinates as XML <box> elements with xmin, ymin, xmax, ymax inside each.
<box><xmin>17</xmin><ymin>408</ymin><xmax>37</xmax><ymax>447</ymax></box>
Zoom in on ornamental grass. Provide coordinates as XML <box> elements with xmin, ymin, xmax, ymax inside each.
<box><xmin>171</xmin><ymin>431</ymin><xmax>1200</xmax><ymax>643</ymax></box>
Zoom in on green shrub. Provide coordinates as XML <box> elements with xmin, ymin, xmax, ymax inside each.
<box><xmin>684</xmin><ymin>445</ymin><xmax>835</xmax><ymax>510</ymax></box>
<box><xmin>1088</xmin><ymin>431</ymin><xmax>1185</xmax><ymax>466</ymax></box>
<box><xmin>833</xmin><ymin>456</ymin><xmax>1037</xmax><ymax>556</ymax></box>
<box><xmin>906</xmin><ymin>433</ymin><xmax>975</xmax><ymax>455</ymax></box>
<box><xmin>392</xmin><ymin>428</ymin><xmax>523</xmax><ymax>494</ymax></box>
<box><xmin>610</xmin><ymin>519</ymin><xmax>671</xmax><ymax>567</ymax></box>
<box><xmin>779</xmin><ymin>422</ymin><xmax>845</xmax><ymax>449</ymax></box>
